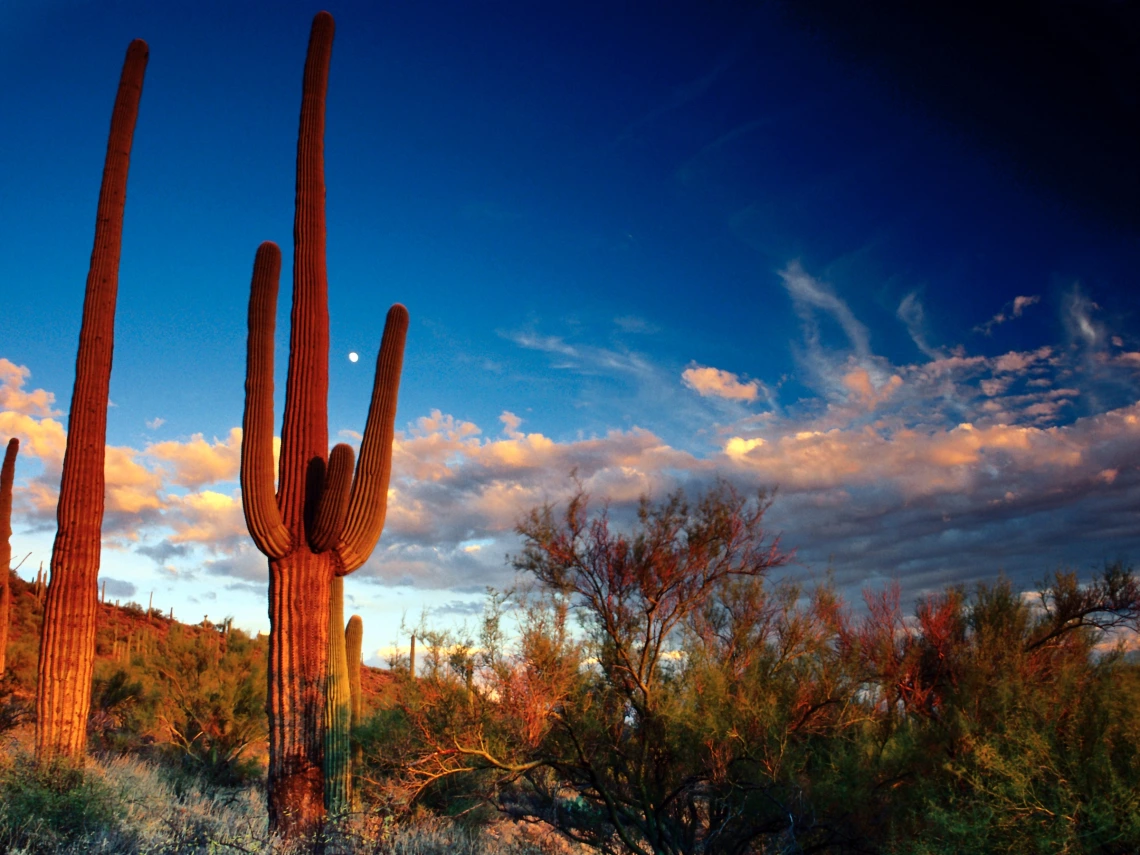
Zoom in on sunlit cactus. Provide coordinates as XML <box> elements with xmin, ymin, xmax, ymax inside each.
<box><xmin>36</xmin><ymin>38</ymin><xmax>148</xmax><ymax>766</ymax></box>
<box><xmin>324</xmin><ymin>576</ymin><xmax>352</xmax><ymax>815</ymax></box>
<box><xmin>0</xmin><ymin>438</ymin><xmax>18</xmax><ymax>677</ymax></box>
<box><xmin>240</xmin><ymin>11</ymin><xmax>407</xmax><ymax>835</ymax></box>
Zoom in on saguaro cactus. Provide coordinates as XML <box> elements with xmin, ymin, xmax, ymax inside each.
<box><xmin>1</xmin><ymin>438</ymin><xmax>18</xmax><ymax>677</ymax></box>
<box><xmin>345</xmin><ymin>615</ymin><xmax>363</xmax><ymax>729</ymax></box>
<box><xmin>36</xmin><ymin>39</ymin><xmax>148</xmax><ymax>765</ymax></box>
<box><xmin>345</xmin><ymin>614</ymin><xmax>363</xmax><ymax>810</ymax></box>
<box><xmin>241</xmin><ymin>11</ymin><xmax>407</xmax><ymax>835</ymax></box>
<box><xmin>325</xmin><ymin>577</ymin><xmax>351</xmax><ymax>814</ymax></box>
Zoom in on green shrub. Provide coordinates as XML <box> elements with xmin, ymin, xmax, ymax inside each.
<box><xmin>0</xmin><ymin>758</ymin><xmax>122</xmax><ymax>850</ymax></box>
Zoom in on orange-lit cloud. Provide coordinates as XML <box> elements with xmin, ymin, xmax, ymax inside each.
<box><xmin>0</xmin><ymin>359</ymin><xmax>59</xmax><ymax>417</ymax></box>
<box><xmin>682</xmin><ymin>365</ymin><xmax>761</xmax><ymax>401</ymax></box>
<box><xmin>147</xmin><ymin>428</ymin><xmax>241</xmax><ymax>489</ymax></box>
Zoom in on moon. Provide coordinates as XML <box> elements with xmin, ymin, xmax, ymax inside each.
<box><xmin>348</xmin><ymin>352</ymin><xmax>359</xmax><ymax>363</ymax></box>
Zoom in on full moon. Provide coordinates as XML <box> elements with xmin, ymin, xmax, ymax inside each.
<box><xmin>348</xmin><ymin>352</ymin><xmax>359</xmax><ymax>363</ymax></box>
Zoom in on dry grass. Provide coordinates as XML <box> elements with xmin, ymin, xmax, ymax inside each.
<box><xmin>0</xmin><ymin>727</ymin><xmax>564</xmax><ymax>855</ymax></box>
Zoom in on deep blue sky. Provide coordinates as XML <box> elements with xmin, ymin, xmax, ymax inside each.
<box><xmin>3</xmin><ymin>1</ymin><xmax>1139</xmax><ymax>659</ymax></box>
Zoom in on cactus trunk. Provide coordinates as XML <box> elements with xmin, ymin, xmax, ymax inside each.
<box><xmin>324</xmin><ymin>576</ymin><xmax>351</xmax><ymax>815</ymax></box>
<box><xmin>240</xmin><ymin>12</ymin><xmax>407</xmax><ymax>838</ymax></box>
<box><xmin>36</xmin><ymin>39</ymin><xmax>147</xmax><ymax>766</ymax></box>
<box><xmin>266</xmin><ymin>548</ymin><xmax>331</xmax><ymax>831</ymax></box>
<box><xmin>0</xmin><ymin>438</ymin><xmax>17</xmax><ymax>677</ymax></box>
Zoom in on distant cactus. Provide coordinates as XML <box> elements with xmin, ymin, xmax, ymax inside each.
<box><xmin>240</xmin><ymin>12</ymin><xmax>406</xmax><ymax>834</ymax></box>
<box><xmin>36</xmin><ymin>38</ymin><xmax>148</xmax><ymax>766</ymax></box>
<box><xmin>324</xmin><ymin>577</ymin><xmax>351</xmax><ymax>814</ymax></box>
<box><xmin>1</xmin><ymin>438</ymin><xmax>18</xmax><ymax>677</ymax></box>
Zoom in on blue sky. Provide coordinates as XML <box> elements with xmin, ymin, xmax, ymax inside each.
<box><xmin>3</xmin><ymin>1</ymin><xmax>1139</xmax><ymax>663</ymax></box>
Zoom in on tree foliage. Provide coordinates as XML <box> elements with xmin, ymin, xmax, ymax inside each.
<box><xmin>360</xmin><ymin>483</ymin><xmax>1140</xmax><ymax>855</ymax></box>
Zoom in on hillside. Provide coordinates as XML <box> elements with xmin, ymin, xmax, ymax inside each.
<box><xmin>2</xmin><ymin>569</ymin><xmax>395</xmax><ymax>763</ymax></box>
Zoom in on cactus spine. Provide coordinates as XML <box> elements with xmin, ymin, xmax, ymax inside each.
<box><xmin>240</xmin><ymin>12</ymin><xmax>407</xmax><ymax>835</ymax></box>
<box><xmin>36</xmin><ymin>39</ymin><xmax>148</xmax><ymax>765</ymax></box>
<box><xmin>1</xmin><ymin>438</ymin><xmax>17</xmax><ymax>677</ymax></box>
<box><xmin>324</xmin><ymin>576</ymin><xmax>351</xmax><ymax>814</ymax></box>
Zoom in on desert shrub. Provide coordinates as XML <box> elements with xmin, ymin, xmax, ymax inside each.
<box><xmin>88</xmin><ymin>666</ymin><xmax>159</xmax><ymax>754</ymax></box>
<box><xmin>147</xmin><ymin>623</ymin><xmax>268</xmax><ymax>787</ymax></box>
<box><xmin>0</xmin><ymin>672</ymin><xmax>31</xmax><ymax>734</ymax></box>
<box><xmin>360</xmin><ymin>484</ymin><xmax>1140</xmax><ymax>855</ymax></box>
<box><xmin>0</xmin><ymin>757</ymin><xmax>122</xmax><ymax>851</ymax></box>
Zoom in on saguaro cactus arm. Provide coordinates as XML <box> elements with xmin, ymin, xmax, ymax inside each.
<box><xmin>311</xmin><ymin>443</ymin><xmax>353</xmax><ymax>553</ymax></box>
<box><xmin>335</xmin><ymin>304</ymin><xmax>408</xmax><ymax>574</ymax></box>
<box><xmin>241</xmin><ymin>242</ymin><xmax>291</xmax><ymax>559</ymax></box>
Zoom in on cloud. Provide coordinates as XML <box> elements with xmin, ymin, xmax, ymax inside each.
<box><xmin>841</xmin><ymin>367</ymin><xmax>902</xmax><ymax>410</ymax></box>
<box><xmin>614</xmin><ymin>316</ymin><xmax>659</xmax><ymax>334</ymax></box>
<box><xmin>137</xmin><ymin>541</ymin><xmax>191</xmax><ymax>564</ymax></box>
<box><xmin>975</xmin><ymin>294</ymin><xmax>1041</xmax><ymax>335</ymax></box>
<box><xmin>145</xmin><ymin>417</ymin><xmax>165</xmax><ymax>430</ymax></box>
<box><xmin>0</xmin><ymin>360</ymin><xmax>59</xmax><ymax>417</ymax></box>
<box><xmin>97</xmin><ymin>577</ymin><xmax>137</xmax><ymax>599</ymax></box>
<box><xmin>104</xmin><ymin>446</ymin><xmax>165</xmax><ymax>516</ymax></box>
<box><xmin>500</xmin><ymin>411</ymin><xmax>524</xmax><ymax>439</ymax></box>
<box><xmin>1012</xmin><ymin>295</ymin><xmax>1040</xmax><ymax>316</ymax></box>
<box><xmin>897</xmin><ymin>292</ymin><xmax>942</xmax><ymax>359</ymax></box>
<box><xmin>147</xmin><ymin>428</ymin><xmax>241</xmax><ymax>489</ymax></box>
<box><xmin>1063</xmin><ymin>286</ymin><xmax>1104</xmax><ymax>349</ymax></box>
<box><xmin>166</xmin><ymin>489</ymin><xmax>247</xmax><ymax>550</ymax></box>
<box><xmin>3</xmin><ymin>261</ymin><xmax>1139</xmax><ymax>612</ymax></box>
<box><xmin>780</xmin><ymin>262</ymin><xmax>871</xmax><ymax>358</ymax></box>
<box><xmin>681</xmin><ymin>365</ymin><xmax>761</xmax><ymax>401</ymax></box>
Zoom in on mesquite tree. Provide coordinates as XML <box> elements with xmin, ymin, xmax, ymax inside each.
<box><xmin>0</xmin><ymin>438</ymin><xmax>17</xmax><ymax>677</ymax></box>
<box><xmin>37</xmin><ymin>39</ymin><xmax>148</xmax><ymax>765</ymax></box>
<box><xmin>240</xmin><ymin>11</ymin><xmax>407</xmax><ymax>835</ymax></box>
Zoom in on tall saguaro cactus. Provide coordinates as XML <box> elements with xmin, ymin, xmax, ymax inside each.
<box><xmin>1</xmin><ymin>438</ymin><xmax>18</xmax><ymax>677</ymax></box>
<box><xmin>37</xmin><ymin>39</ymin><xmax>148</xmax><ymax>765</ymax></box>
<box><xmin>241</xmin><ymin>11</ymin><xmax>407</xmax><ymax>835</ymax></box>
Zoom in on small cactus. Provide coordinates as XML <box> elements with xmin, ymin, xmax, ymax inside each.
<box><xmin>0</xmin><ymin>438</ymin><xmax>18</xmax><ymax>677</ymax></box>
<box><xmin>36</xmin><ymin>38</ymin><xmax>148</xmax><ymax>766</ymax></box>
<box><xmin>240</xmin><ymin>12</ymin><xmax>406</xmax><ymax>834</ymax></box>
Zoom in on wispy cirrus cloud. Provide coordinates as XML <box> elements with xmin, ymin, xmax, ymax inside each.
<box><xmin>974</xmin><ymin>294</ymin><xmax>1041</xmax><ymax>335</ymax></box>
